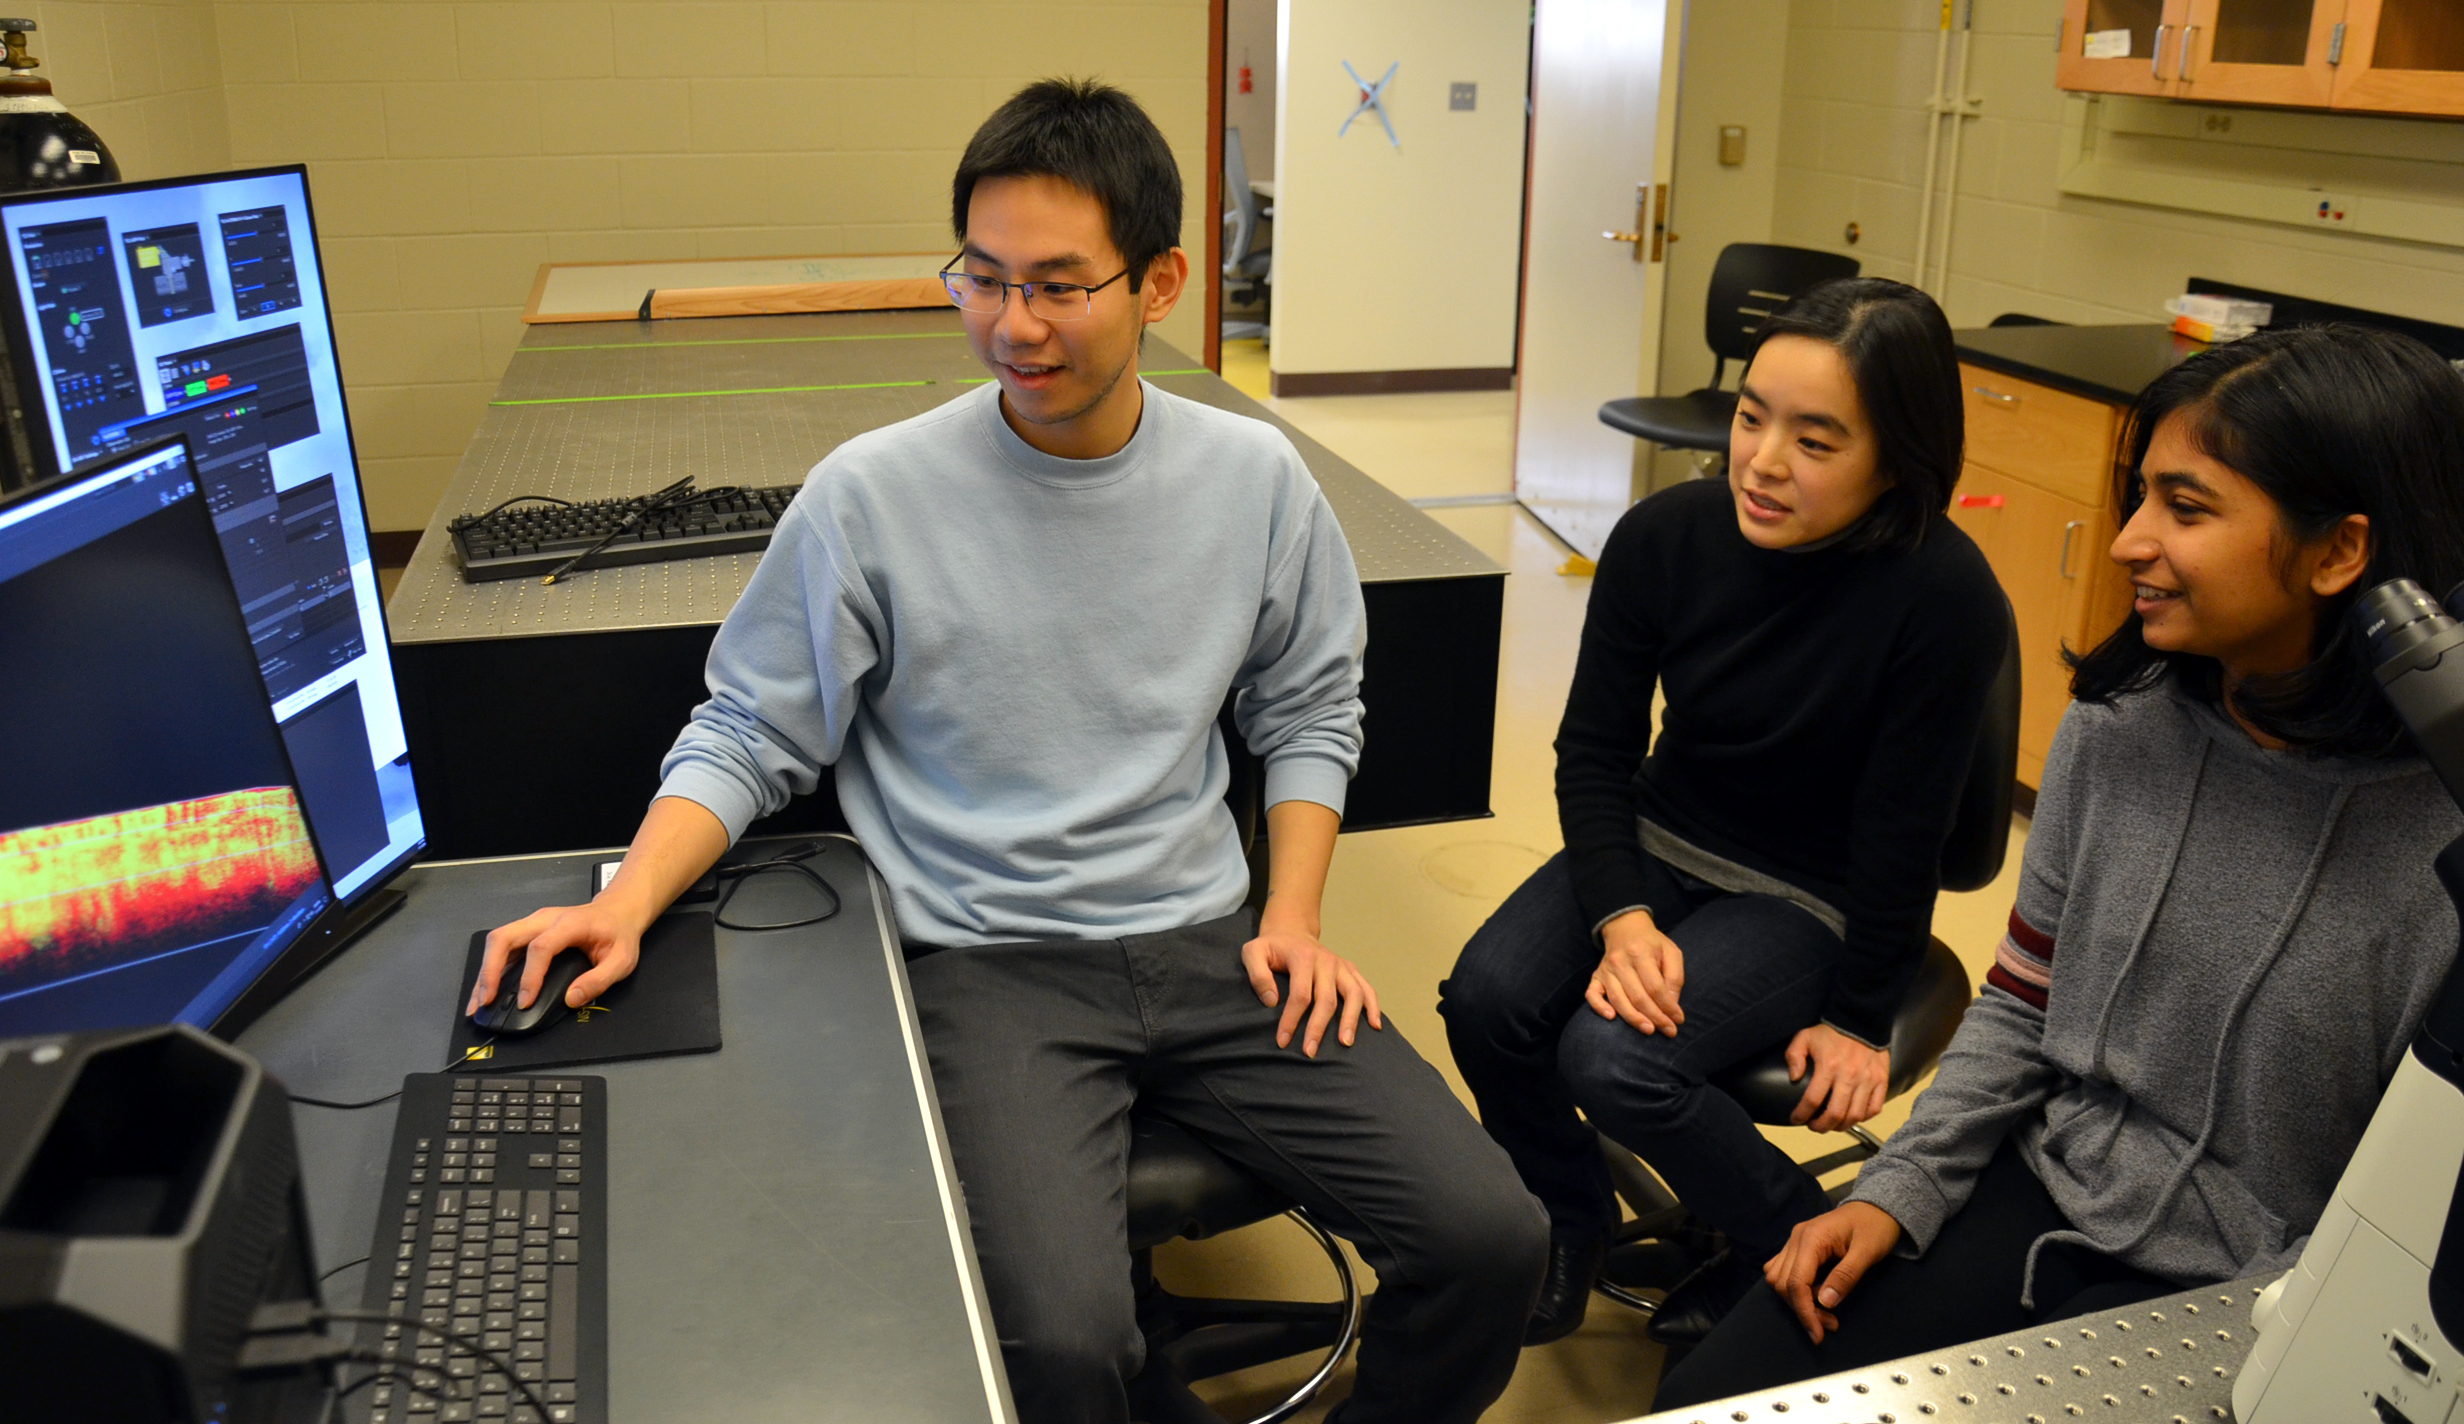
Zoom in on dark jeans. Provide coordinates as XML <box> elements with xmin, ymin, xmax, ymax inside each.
<box><xmin>1439</xmin><ymin>850</ymin><xmax>1841</xmax><ymax>1257</ymax></box>
<box><xmin>907</xmin><ymin>911</ymin><xmax>1549</xmax><ymax>1424</ymax></box>
<box><xmin>1654</xmin><ymin>1140</ymin><xmax>2178</xmax><ymax>1409</ymax></box>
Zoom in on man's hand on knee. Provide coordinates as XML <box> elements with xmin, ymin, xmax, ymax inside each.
<box><xmin>1242</xmin><ymin>924</ymin><xmax>1384</xmax><ymax>1057</ymax></box>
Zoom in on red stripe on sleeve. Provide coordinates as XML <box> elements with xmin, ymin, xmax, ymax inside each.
<box><xmin>1986</xmin><ymin>963</ymin><xmax>2050</xmax><ymax>1011</ymax></box>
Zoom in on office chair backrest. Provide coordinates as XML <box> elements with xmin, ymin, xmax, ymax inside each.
<box><xmin>1701</xmin><ymin>243</ymin><xmax>1862</xmax><ymax>386</ymax></box>
<box><xmin>1223</xmin><ymin>128</ymin><xmax>1260</xmax><ymax>271</ymax></box>
<box><xmin>1988</xmin><ymin>312</ymin><xmax>2064</xmax><ymax>327</ymax></box>
<box><xmin>1937</xmin><ymin>600</ymin><xmax>2022</xmax><ymax>894</ymax></box>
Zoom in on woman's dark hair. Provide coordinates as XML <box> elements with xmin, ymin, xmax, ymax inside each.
<box><xmin>952</xmin><ymin>78</ymin><xmax>1183</xmax><ymax>292</ymax></box>
<box><xmin>2068</xmin><ymin>324</ymin><xmax>2464</xmax><ymax>757</ymax></box>
<box><xmin>1744</xmin><ymin>277</ymin><xmax>1965</xmax><ymax>555</ymax></box>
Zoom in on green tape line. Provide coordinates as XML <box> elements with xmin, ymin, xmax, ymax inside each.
<box><xmin>956</xmin><ymin>368</ymin><xmax>1209</xmax><ymax>387</ymax></box>
<box><xmin>492</xmin><ymin>379</ymin><xmax>936</xmax><ymax>406</ymax></box>
<box><xmin>516</xmin><ymin>332</ymin><xmax>968</xmax><ymax>354</ymax></box>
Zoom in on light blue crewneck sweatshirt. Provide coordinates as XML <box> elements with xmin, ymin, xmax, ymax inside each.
<box><xmin>657</xmin><ymin>380</ymin><xmax>1367</xmax><ymax>946</ymax></box>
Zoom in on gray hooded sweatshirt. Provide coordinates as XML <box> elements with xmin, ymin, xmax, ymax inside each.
<box><xmin>1850</xmin><ymin>679</ymin><xmax>2461</xmax><ymax>1301</ymax></box>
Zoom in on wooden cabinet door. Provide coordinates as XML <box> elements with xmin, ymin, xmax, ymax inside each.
<box><xmin>2060</xmin><ymin>0</ymin><xmax>2196</xmax><ymax>94</ymax></box>
<box><xmin>2178</xmin><ymin>0</ymin><xmax>2345</xmax><ymax>106</ymax></box>
<box><xmin>2333</xmin><ymin>0</ymin><xmax>2464</xmax><ymax>115</ymax></box>
<box><xmin>1949</xmin><ymin>466</ymin><xmax>2108</xmax><ymax>787</ymax></box>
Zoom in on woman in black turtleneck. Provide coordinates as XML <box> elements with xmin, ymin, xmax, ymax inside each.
<box><xmin>1440</xmin><ymin>279</ymin><xmax>2006</xmax><ymax>1345</ymax></box>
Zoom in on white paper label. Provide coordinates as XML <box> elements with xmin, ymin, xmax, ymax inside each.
<box><xmin>68</xmin><ymin>149</ymin><xmax>98</xmax><ymax>165</ymax></box>
<box><xmin>2083</xmin><ymin>28</ymin><xmax>2131</xmax><ymax>60</ymax></box>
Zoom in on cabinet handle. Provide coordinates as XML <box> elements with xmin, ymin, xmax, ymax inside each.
<box><xmin>2059</xmin><ymin>519</ymin><xmax>2085</xmax><ymax>579</ymax></box>
<box><xmin>2179</xmin><ymin>24</ymin><xmax>2197</xmax><ymax>78</ymax></box>
<box><xmin>2151</xmin><ymin>24</ymin><xmax>2171</xmax><ymax>79</ymax></box>
<box><xmin>1971</xmin><ymin>384</ymin><xmax>2020</xmax><ymax>405</ymax></box>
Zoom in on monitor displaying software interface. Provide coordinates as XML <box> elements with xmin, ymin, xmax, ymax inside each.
<box><xmin>0</xmin><ymin>166</ymin><xmax>422</xmax><ymax>904</ymax></box>
<box><xmin>0</xmin><ymin>439</ymin><xmax>332</xmax><ymax>1037</ymax></box>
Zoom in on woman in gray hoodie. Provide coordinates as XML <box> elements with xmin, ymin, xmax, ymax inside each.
<box><xmin>1656</xmin><ymin>324</ymin><xmax>2464</xmax><ymax>1407</ymax></box>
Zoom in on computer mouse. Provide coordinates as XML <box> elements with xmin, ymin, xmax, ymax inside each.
<box><xmin>472</xmin><ymin>947</ymin><xmax>594</xmax><ymax>1036</ymax></box>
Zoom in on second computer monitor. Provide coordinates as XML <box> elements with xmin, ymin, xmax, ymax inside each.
<box><xmin>0</xmin><ymin>166</ymin><xmax>423</xmax><ymax>906</ymax></box>
<box><xmin>0</xmin><ymin>438</ymin><xmax>334</xmax><ymax>1037</ymax></box>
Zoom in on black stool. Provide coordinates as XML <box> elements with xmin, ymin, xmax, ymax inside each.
<box><xmin>1598</xmin><ymin>244</ymin><xmax>1860</xmax><ymax>476</ymax></box>
<box><xmin>1119</xmin><ymin>709</ymin><xmax>1360</xmax><ymax>1424</ymax></box>
<box><xmin>1125</xmin><ymin>1116</ymin><xmax>1363</xmax><ymax>1424</ymax></box>
<box><xmin>1592</xmin><ymin>599</ymin><xmax>2021</xmax><ymax>1313</ymax></box>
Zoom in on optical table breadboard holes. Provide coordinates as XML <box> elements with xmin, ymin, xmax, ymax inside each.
<box><xmin>387</xmin><ymin>313</ymin><xmax>1501</xmax><ymax>646</ymax></box>
<box><xmin>1636</xmin><ymin>1276</ymin><xmax>2274</xmax><ymax>1424</ymax></box>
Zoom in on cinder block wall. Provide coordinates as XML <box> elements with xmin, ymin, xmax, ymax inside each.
<box><xmin>1771</xmin><ymin>0</ymin><xmax>2464</xmax><ymax>331</ymax></box>
<box><xmin>32</xmin><ymin>1</ymin><xmax>1209</xmax><ymax>532</ymax></box>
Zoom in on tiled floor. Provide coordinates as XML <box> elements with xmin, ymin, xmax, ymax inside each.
<box><xmin>1167</xmin><ymin>341</ymin><xmax>2028</xmax><ymax>1423</ymax></box>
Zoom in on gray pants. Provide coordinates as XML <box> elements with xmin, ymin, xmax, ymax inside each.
<box><xmin>908</xmin><ymin>911</ymin><xmax>1548</xmax><ymax>1424</ymax></box>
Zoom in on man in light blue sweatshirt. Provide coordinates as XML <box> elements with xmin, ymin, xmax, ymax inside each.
<box><xmin>467</xmin><ymin>79</ymin><xmax>1545</xmax><ymax>1424</ymax></box>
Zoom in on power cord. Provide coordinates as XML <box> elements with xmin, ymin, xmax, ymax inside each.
<box><xmin>297</xmin><ymin>1307</ymin><xmax>554</xmax><ymax>1424</ymax></box>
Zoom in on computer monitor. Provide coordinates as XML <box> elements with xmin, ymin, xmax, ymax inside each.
<box><xmin>0</xmin><ymin>437</ymin><xmax>335</xmax><ymax>1038</ymax></box>
<box><xmin>0</xmin><ymin>165</ymin><xmax>424</xmax><ymax>908</ymax></box>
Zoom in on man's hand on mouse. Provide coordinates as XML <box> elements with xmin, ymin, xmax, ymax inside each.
<box><xmin>469</xmin><ymin>903</ymin><xmax>644</xmax><ymax>1017</ymax></box>
<box><xmin>468</xmin><ymin>796</ymin><xmax>732</xmax><ymax>1018</ymax></box>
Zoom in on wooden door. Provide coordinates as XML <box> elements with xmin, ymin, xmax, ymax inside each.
<box><xmin>2060</xmin><ymin>0</ymin><xmax>2195</xmax><ymax>95</ymax></box>
<box><xmin>1512</xmin><ymin>0</ymin><xmax>1685</xmax><ymax>561</ymax></box>
<box><xmin>2333</xmin><ymin>0</ymin><xmax>2464</xmax><ymax>116</ymax></box>
<box><xmin>1949</xmin><ymin>467</ymin><xmax>2105</xmax><ymax>784</ymax></box>
<box><xmin>2177</xmin><ymin>0</ymin><xmax>2345</xmax><ymax>106</ymax></box>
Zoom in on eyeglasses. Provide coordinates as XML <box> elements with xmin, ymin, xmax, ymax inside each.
<box><xmin>939</xmin><ymin>255</ymin><xmax>1129</xmax><ymax>322</ymax></box>
<box><xmin>712</xmin><ymin>841</ymin><xmax>843</xmax><ymax>932</ymax></box>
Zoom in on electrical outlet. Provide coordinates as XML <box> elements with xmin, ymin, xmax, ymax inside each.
<box><xmin>2312</xmin><ymin>192</ymin><xmax>2356</xmax><ymax>225</ymax></box>
<box><xmin>1449</xmin><ymin>82</ymin><xmax>1476</xmax><ymax>111</ymax></box>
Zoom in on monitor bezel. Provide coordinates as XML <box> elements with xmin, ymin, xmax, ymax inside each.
<box><xmin>0</xmin><ymin>163</ymin><xmax>427</xmax><ymax>910</ymax></box>
<box><xmin>0</xmin><ymin>431</ymin><xmax>344</xmax><ymax>1038</ymax></box>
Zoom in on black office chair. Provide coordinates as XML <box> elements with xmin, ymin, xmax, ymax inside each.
<box><xmin>1590</xmin><ymin>600</ymin><xmax>2022</xmax><ymax>1315</ymax></box>
<box><xmin>1221</xmin><ymin>128</ymin><xmax>1272</xmax><ymax>344</ymax></box>
<box><xmin>1121</xmin><ymin>706</ymin><xmax>1362</xmax><ymax>1424</ymax></box>
<box><xmin>1598</xmin><ymin>244</ymin><xmax>1861</xmax><ymax>474</ymax></box>
<box><xmin>1988</xmin><ymin>312</ymin><xmax>2063</xmax><ymax>328</ymax></box>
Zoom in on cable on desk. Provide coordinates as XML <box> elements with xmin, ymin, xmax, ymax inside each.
<box><xmin>538</xmin><ymin>476</ymin><xmax>743</xmax><ymax>586</ymax></box>
<box><xmin>448</xmin><ymin>494</ymin><xmax>574</xmax><ymax>529</ymax></box>
<box><xmin>287</xmin><ymin>1038</ymin><xmax>499</xmax><ymax>1111</ymax></box>
<box><xmin>712</xmin><ymin>838</ymin><xmax>843</xmax><ymax>931</ymax></box>
<box><xmin>313</xmin><ymin>1309</ymin><xmax>554</xmax><ymax>1424</ymax></box>
<box><xmin>320</xmin><ymin>1254</ymin><xmax>371</xmax><ymax>1282</ymax></box>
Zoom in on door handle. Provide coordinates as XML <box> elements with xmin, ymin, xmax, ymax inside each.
<box><xmin>1602</xmin><ymin>183</ymin><xmax>1663</xmax><ymax>264</ymax></box>
<box><xmin>2060</xmin><ymin>519</ymin><xmax>2085</xmax><ymax>579</ymax></box>
<box><xmin>1971</xmin><ymin>384</ymin><xmax>2020</xmax><ymax>405</ymax></box>
<box><xmin>2152</xmin><ymin>24</ymin><xmax>2171</xmax><ymax>79</ymax></box>
<box><xmin>2179</xmin><ymin>24</ymin><xmax>2198</xmax><ymax>78</ymax></box>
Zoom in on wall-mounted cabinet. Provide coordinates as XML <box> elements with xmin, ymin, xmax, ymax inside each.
<box><xmin>2060</xmin><ymin>0</ymin><xmax>2464</xmax><ymax>116</ymax></box>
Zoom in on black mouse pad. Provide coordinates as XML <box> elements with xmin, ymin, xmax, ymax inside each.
<box><xmin>446</xmin><ymin>912</ymin><xmax>721</xmax><ymax>1072</ymax></box>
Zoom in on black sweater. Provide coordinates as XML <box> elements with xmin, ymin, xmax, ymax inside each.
<box><xmin>1555</xmin><ymin>479</ymin><xmax>2006</xmax><ymax>1045</ymax></box>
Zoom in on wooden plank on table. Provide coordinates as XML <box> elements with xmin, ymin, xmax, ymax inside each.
<box><xmin>644</xmin><ymin>277</ymin><xmax>947</xmax><ymax>320</ymax></box>
<box><xmin>522</xmin><ymin>253</ymin><xmax>950</xmax><ymax>323</ymax></box>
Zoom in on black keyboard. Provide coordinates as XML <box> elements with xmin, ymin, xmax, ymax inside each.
<box><xmin>350</xmin><ymin>1074</ymin><xmax>607</xmax><ymax>1424</ymax></box>
<box><xmin>449</xmin><ymin>485</ymin><xmax>799</xmax><ymax>583</ymax></box>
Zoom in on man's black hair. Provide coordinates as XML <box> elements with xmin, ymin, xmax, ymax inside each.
<box><xmin>1743</xmin><ymin>277</ymin><xmax>1965</xmax><ymax>557</ymax></box>
<box><xmin>2068</xmin><ymin>324</ymin><xmax>2464</xmax><ymax>757</ymax></box>
<box><xmin>953</xmin><ymin>78</ymin><xmax>1182</xmax><ymax>293</ymax></box>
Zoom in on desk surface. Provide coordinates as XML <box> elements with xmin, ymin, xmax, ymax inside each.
<box><xmin>1621</xmin><ymin>1274</ymin><xmax>2270</xmax><ymax>1424</ymax></box>
<box><xmin>236</xmin><ymin>840</ymin><xmax>1014</xmax><ymax>1423</ymax></box>
<box><xmin>388</xmin><ymin>310</ymin><xmax>1499</xmax><ymax>645</ymax></box>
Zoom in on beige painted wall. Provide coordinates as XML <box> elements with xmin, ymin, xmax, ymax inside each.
<box><xmin>26</xmin><ymin>0</ymin><xmax>230</xmax><ymax>180</ymax></box>
<box><xmin>1226</xmin><ymin>0</ymin><xmax>1274</xmax><ymax>183</ymax></box>
<box><xmin>1268</xmin><ymin>0</ymin><xmax>1529</xmax><ymax>378</ymax></box>
<box><xmin>1775</xmin><ymin>0</ymin><xmax>2464</xmax><ymax>331</ymax></box>
<box><xmin>186</xmin><ymin>1</ymin><xmax>1209</xmax><ymax>532</ymax></box>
